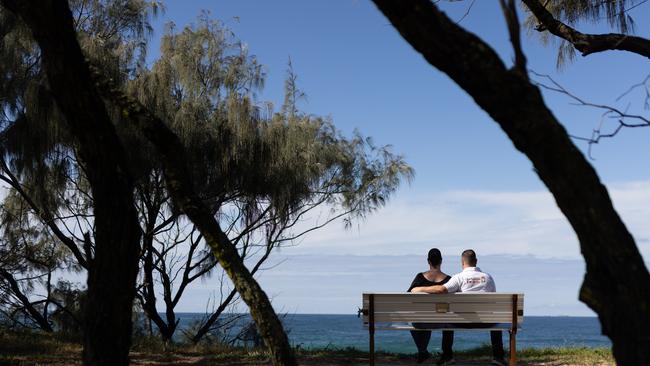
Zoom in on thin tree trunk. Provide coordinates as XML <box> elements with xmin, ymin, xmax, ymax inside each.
<box><xmin>141</xmin><ymin>228</ymin><xmax>172</xmax><ymax>340</ymax></box>
<box><xmin>191</xmin><ymin>287</ymin><xmax>238</xmax><ymax>344</ymax></box>
<box><xmin>0</xmin><ymin>1</ymin><xmax>142</xmax><ymax>365</ymax></box>
<box><xmin>192</xmin><ymin>241</ymin><xmax>276</xmax><ymax>344</ymax></box>
<box><xmin>139</xmin><ymin>196</ymin><xmax>174</xmax><ymax>341</ymax></box>
<box><xmin>371</xmin><ymin>1</ymin><xmax>650</xmax><ymax>364</ymax></box>
<box><xmin>0</xmin><ymin>268</ymin><xmax>53</xmax><ymax>332</ymax></box>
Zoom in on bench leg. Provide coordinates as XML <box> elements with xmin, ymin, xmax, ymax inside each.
<box><xmin>369</xmin><ymin>327</ymin><xmax>375</xmax><ymax>366</ymax></box>
<box><xmin>368</xmin><ymin>294</ymin><xmax>375</xmax><ymax>366</ymax></box>
<box><xmin>509</xmin><ymin>330</ymin><xmax>516</xmax><ymax>366</ymax></box>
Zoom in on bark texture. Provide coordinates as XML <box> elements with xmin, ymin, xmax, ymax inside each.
<box><xmin>0</xmin><ymin>1</ymin><xmax>142</xmax><ymax>365</ymax></box>
<box><xmin>522</xmin><ymin>0</ymin><xmax>650</xmax><ymax>59</ymax></box>
<box><xmin>371</xmin><ymin>1</ymin><xmax>650</xmax><ymax>365</ymax></box>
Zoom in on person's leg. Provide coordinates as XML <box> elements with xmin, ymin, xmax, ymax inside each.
<box><xmin>410</xmin><ymin>330</ymin><xmax>432</xmax><ymax>354</ymax></box>
<box><xmin>441</xmin><ymin>330</ymin><xmax>454</xmax><ymax>357</ymax></box>
<box><xmin>490</xmin><ymin>330</ymin><xmax>505</xmax><ymax>360</ymax></box>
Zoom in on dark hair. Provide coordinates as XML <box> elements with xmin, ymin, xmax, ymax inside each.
<box><xmin>427</xmin><ymin>248</ymin><xmax>442</xmax><ymax>267</ymax></box>
<box><xmin>461</xmin><ymin>249</ymin><xmax>477</xmax><ymax>266</ymax></box>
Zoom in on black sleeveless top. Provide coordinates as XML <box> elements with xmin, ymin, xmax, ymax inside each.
<box><xmin>407</xmin><ymin>272</ymin><xmax>451</xmax><ymax>292</ymax></box>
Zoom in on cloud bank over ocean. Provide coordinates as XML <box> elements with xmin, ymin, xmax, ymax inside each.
<box><xmin>182</xmin><ymin>254</ymin><xmax>593</xmax><ymax>315</ymax></box>
<box><xmin>178</xmin><ymin>181</ymin><xmax>650</xmax><ymax>316</ymax></box>
<box><xmin>285</xmin><ymin>181</ymin><xmax>650</xmax><ymax>260</ymax></box>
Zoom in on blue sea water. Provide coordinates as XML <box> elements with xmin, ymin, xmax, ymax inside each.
<box><xmin>174</xmin><ymin>314</ymin><xmax>610</xmax><ymax>354</ymax></box>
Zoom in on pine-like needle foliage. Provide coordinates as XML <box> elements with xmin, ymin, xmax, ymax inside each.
<box><xmin>126</xmin><ymin>17</ymin><xmax>413</xmax><ymax>225</ymax></box>
<box><xmin>0</xmin><ymin>4</ymin><xmax>413</xmax><ymax>334</ymax></box>
<box><xmin>522</xmin><ymin>0</ymin><xmax>640</xmax><ymax>67</ymax></box>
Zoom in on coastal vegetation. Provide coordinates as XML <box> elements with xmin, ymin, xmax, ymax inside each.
<box><xmin>0</xmin><ymin>330</ymin><xmax>615</xmax><ymax>366</ymax></box>
<box><xmin>0</xmin><ymin>1</ymin><xmax>410</xmax><ymax>365</ymax></box>
<box><xmin>0</xmin><ymin>0</ymin><xmax>648</xmax><ymax>365</ymax></box>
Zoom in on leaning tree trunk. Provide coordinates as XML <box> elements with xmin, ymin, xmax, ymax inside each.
<box><xmin>371</xmin><ymin>1</ymin><xmax>650</xmax><ymax>365</ymax></box>
<box><xmin>0</xmin><ymin>1</ymin><xmax>142</xmax><ymax>365</ymax></box>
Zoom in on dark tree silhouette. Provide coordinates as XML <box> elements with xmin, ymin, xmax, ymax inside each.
<box><xmin>371</xmin><ymin>1</ymin><xmax>650</xmax><ymax>365</ymax></box>
<box><xmin>0</xmin><ymin>1</ymin><xmax>142</xmax><ymax>365</ymax></box>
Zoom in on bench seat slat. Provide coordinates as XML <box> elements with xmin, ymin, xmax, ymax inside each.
<box><xmin>364</xmin><ymin>299</ymin><xmax>524</xmax><ymax>306</ymax></box>
<box><xmin>373</xmin><ymin>302</ymin><xmax>522</xmax><ymax>313</ymax></box>
<box><xmin>365</xmin><ymin>315</ymin><xmax>521</xmax><ymax>323</ymax></box>
<box><xmin>364</xmin><ymin>323</ymin><xmax>516</xmax><ymax>331</ymax></box>
<box><xmin>365</xmin><ymin>312</ymin><xmax>523</xmax><ymax>320</ymax></box>
<box><xmin>363</xmin><ymin>293</ymin><xmax>524</xmax><ymax>304</ymax></box>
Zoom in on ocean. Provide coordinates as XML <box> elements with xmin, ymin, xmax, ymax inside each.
<box><xmin>173</xmin><ymin>314</ymin><xmax>610</xmax><ymax>353</ymax></box>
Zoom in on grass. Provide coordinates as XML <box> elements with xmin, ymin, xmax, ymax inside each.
<box><xmin>0</xmin><ymin>330</ymin><xmax>615</xmax><ymax>365</ymax></box>
<box><xmin>452</xmin><ymin>345</ymin><xmax>614</xmax><ymax>365</ymax></box>
<box><xmin>0</xmin><ymin>330</ymin><xmax>81</xmax><ymax>366</ymax></box>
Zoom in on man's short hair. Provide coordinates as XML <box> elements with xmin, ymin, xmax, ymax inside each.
<box><xmin>461</xmin><ymin>249</ymin><xmax>477</xmax><ymax>266</ymax></box>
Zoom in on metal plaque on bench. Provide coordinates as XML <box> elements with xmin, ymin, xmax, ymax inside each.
<box><xmin>435</xmin><ymin>302</ymin><xmax>449</xmax><ymax>313</ymax></box>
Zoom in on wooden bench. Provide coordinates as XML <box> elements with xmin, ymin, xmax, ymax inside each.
<box><xmin>360</xmin><ymin>293</ymin><xmax>524</xmax><ymax>366</ymax></box>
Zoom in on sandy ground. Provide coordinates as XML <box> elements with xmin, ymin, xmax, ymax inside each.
<box><xmin>128</xmin><ymin>362</ymin><xmax>611</xmax><ymax>366</ymax></box>
<box><xmin>125</xmin><ymin>353</ymin><xmax>614</xmax><ymax>366</ymax></box>
<box><xmin>5</xmin><ymin>354</ymin><xmax>615</xmax><ymax>366</ymax></box>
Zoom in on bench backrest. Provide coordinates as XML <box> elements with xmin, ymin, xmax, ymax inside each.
<box><xmin>362</xmin><ymin>293</ymin><xmax>524</xmax><ymax>329</ymax></box>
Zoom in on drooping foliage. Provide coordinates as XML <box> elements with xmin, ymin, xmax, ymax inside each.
<box><xmin>124</xmin><ymin>16</ymin><xmax>412</xmax><ymax>226</ymax></box>
<box><xmin>124</xmin><ymin>18</ymin><xmax>412</xmax><ymax>342</ymax></box>
<box><xmin>541</xmin><ymin>0</ymin><xmax>637</xmax><ymax>31</ymax></box>
<box><xmin>522</xmin><ymin>0</ymin><xmax>641</xmax><ymax>67</ymax></box>
<box><xmin>0</xmin><ymin>0</ymin><xmax>413</xmax><ymax>353</ymax></box>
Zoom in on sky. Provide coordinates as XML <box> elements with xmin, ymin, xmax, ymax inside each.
<box><xmin>144</xmin><ymin>0</ymin><xmax>650</xmax><ymax>316</ymax></box>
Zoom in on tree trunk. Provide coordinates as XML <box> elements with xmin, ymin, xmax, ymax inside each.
<box><xmin>141</xmin><ymin>228</ymin><xmax>172</xmax><ymax>341</ymax></box>
<box><xmin>192</xmin><ymin>243</ymin><xmax>275</xmax><ymax>344</ymax></box>
<box><xmin>124</xmin><ymin>110</ymin><xmax>297</xmax><ymax>366</ymax></box>
<box><xmin>191</xmin><ymin>288</ymin><xmax>237</xmax><ymax>344</ymax></box>
<box><xmin>0</xmin><ymin>1</ymin><xmax>142</xmax><ymax>365</ymax></box>
<box><xmin>371</xmin><ymin>1</ymin><xmax>650</xmax><ymax>364</ymax></box>
<box><xmin>83</xmin><ymin>181</ymin><xmax>140</xmax><ymax>366</ymax></box>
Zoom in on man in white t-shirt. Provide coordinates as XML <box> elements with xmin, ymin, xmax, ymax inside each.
<box><xmin>410</xmin><ymin>249</ymin><xmax>506</xmax><ymax>366</ymax></box>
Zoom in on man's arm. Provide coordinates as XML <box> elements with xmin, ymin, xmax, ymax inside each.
<box><xmin>410</xmin><ymin>285</ymin><xmax>448</xmax><ymax>294</ymax></box>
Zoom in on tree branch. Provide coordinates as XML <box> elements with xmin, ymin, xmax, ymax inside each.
<box><xmin>521</xmin><ymin>0</ymin><xmax>650</xmax><ymax>59</ymax></box>
<box><xmin>499</xmin><ymin>0</ymin><xmax>528</xmax><ymax>78</ymax></box>
<box><xmin>0</xmin><ymin>160</ymin><xmax>88</xmax><ymax>268</ymax></box>
<box><xmin>0</xmin><ymin>268</ymin><xmax>53</xmax><ymax>332</ymax></box>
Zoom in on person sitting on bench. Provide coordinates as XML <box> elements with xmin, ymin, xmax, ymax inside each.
<box><xmin>411</xmin><ymin>249</ymin><xmax>507</xmax><ymax>366</ymax></box>
<box><xmin>407</xmin><ymin>248</ymin><xmax>454</xmax><ymax>365</ymax></box>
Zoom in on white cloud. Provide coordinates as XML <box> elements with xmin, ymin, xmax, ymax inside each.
<box><xmin>287</xmin><ymin>181</ymin><xmax>650</xmax><ymax>261</ymax></box>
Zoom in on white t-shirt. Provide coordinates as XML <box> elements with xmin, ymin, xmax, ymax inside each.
<box><xmin>443</xmin><ymin>267</ymin><xmax>496</xmax><ymax>293</ymax></box>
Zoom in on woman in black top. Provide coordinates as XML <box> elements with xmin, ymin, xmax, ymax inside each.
<box><xmin>408</xmin><ymin>248</ymin><xmax>455</xmax><ymax>365</ymax></box>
